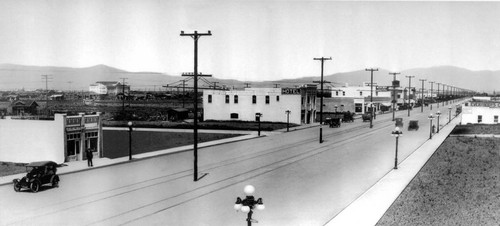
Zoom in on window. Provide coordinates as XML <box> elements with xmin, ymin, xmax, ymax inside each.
<box><xmin>265</xmin><ymin>95</ymin><xmax>270</xmax><ymax>104</ymax></box>
<box><xmin>276</xmin><ymin>96</ymin><xmax>280</xmax><ymax>102</ymax></box>
<box><xmin>336</xmin><ymin>91</ymin><xmax>339</xmax><ymax>96</ymax></box>
<box><xmin>252</xmin><ymin>95</ymin><xmax>257</xmax><ymax>104</ymax></box>
<box><xmin>234</xmin><ymin>95</ymin><xmax>238</xmax><ymax>104</ymax></box>
<box><xmin>376</xmin><ymin>91</ymin><xmax>379</xmax><ymax>96</ymax></box>
<box><xmin>225</xmin><ymin>95</ymin><xmax>230</xmax><ymax>104</ymax></box>
<box><xmin>307</xmin><ymin>96</ymin><xmax>310</xmax><ymax>104</ymax></box>
<box><xmin>495</xmin><ymin>115</ymin><xmax>498</xmax><ymax>123</ymax></box>
<box><xmin>478</xmin><ymin>115</ymin><xmax>482</xmax><ymax>123</ymax></box>
<box><xmin>397</xmin><ymin>94</ymin><xmax>401</xmax><ymax>98</ymax></box>
<box><xmin>360</xmin><ymin>91</ymin><xmax>363</xmax><ymax>96</ymax></box>
<box><xmin>343</xmin><ymin>91</ymin><xmax>345</xmax><ymax>96</ymax></box>
<box><xmin>301</xmin><ymin>97</ymin><xmax>304</xmax><ymax>105</ymax></box>
<box><xmin>230</xmin><ymin>113</ymin><xmax>239</xmax><ymax>119</ymax></box>
<box><xmin>208</xmin><ymin>95</ymin><xmax>212</xmax><ymax>103</ymax></box>
<box><xmin>465</xmin><ymin>103</ymin><xmax>469</xmax><ymax>106</ymax></box>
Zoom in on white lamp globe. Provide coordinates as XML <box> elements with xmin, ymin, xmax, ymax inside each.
<box><xmin>241</xmin><ymin>206</ymin><xmax>250</xmax><ymax>213</ymax></box>
<box><xmin>244</xmin><ymin>185</ymin><xmax>255</xmax><ymax>196</ymax></box>
<box><xmin>256</xmin><ymin>204</ymin><xmax>265</xmax><ymax>211</ymax></box>
<box><xmin>395</xmin><ymin>127</ymin><xmax>400</xmax><ymax>132</ymax></box>
<box><xmin>234</xmin><ymin>203</ymin><xmax>242</xmax><ymax>211</ymax></box>
<box><xmin>127</xmin><ymin>121</ymin><xmax>133</xmax><ymax>126</ymax></box>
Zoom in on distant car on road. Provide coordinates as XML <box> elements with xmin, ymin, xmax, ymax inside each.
<box><xmin>13</xmin><ymin>161</ymin><xmax>59</xmax><ymax>193</ymax></box>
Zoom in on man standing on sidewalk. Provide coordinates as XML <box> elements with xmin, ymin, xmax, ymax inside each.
<box><xmin>86</xmin><ymin>148</ymin><xmax>94</xmax><ymax>167</ymax></box>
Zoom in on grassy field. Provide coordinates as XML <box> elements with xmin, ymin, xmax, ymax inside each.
<box><xmin>0</xmin><ymin>162</ymin><xmax>28</xmax><ymax>177</ymax></box>
<box><xmin>103</xmin><ymin>130</ymin><xmax>241</xmax><ymax>159</ymax></box>
<box><xmin>452</xmin><ymin>124</ymin><xmax>500</xmax><ymax>134</ymax></box>
<box><xmin>377</xmin><ymin>137</ymin><xmax>500</xmax><ymax>225</ymax></box>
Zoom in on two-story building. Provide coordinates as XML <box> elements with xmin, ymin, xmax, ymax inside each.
<box><xmin>203</xmin><ymin>85</ymin><xmax>317</xmax><ymax>125</ymax></box>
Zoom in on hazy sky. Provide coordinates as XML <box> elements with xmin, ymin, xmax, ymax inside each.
<box><xmin>1</xmin><ymin>0</ymin><xmax>500</xmax><ymax>81</ymax></box>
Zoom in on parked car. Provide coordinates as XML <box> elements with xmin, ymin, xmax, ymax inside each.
<box><xmin>13</xmin><ymin>161</ymin><xmax>59</xmax><ymax>192</ymax></box>
<box><xmin>362</xmin><ymin>112</ymin><xmax>372</xmax><ymax>122</ymax></box>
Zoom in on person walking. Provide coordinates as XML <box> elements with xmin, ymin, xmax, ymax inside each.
<box><xmin>86</xmin><ymin>148</ymin><xmax>94</xmax><ymax>167</ymax></box>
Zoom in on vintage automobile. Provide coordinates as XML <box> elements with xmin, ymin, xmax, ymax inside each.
<box><xmin>13</xmin><ymin>161</ymin><xmax>59</xmax><ymax>192</ymax></box>
<box><xmin>362</xmin><ymin>112</ymin><xmax>372</xmax><ymax>122</ymax></box>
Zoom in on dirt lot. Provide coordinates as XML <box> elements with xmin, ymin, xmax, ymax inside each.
<box><xmin>377</xmin><ymin>136</ymin><xmax>500</xmax><ymax>225</ymax></box>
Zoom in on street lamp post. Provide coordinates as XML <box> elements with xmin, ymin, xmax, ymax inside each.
<box><xmin>127</xmin><ymin>121</ymin><xmax>133</xmax><ymax>161</ymax></box>
<box><xmin>314</xmin><ymin>57</ymin><xmax>332</xmax><ymax>144</ymax></box>
<box><xmin>234</xmin><ymin>185</ymin><xmax>265</xmax><ymax>226</ymax></box>
<box><xmin>448</xmin><ymin>106</ymin><xmax>452</xmax><ymax>123</ymax></box>
<box><xmin>391</xmin><ymin>127</ymin><xmax>403</xmax><ymax>169</ymax></box>
<box><xmin>419</xmin><ymin>79</ymin><xmax>426</xmax><ymax>112</ymax></box>
<box><xmin>436</xmin><ymin>111</ymin><xmax>441</xmax><ymax>133</ymax></box>
<box><xmin>285</xmin><ymin>110</ymin><xmax>291</xmax><ymax>132</ymax></box>
<box><xmin>428</xmin><ymin>114</ymin><xmax>435</xmax><ymax>139</ymax></box>
<box><xmin>366</xmin><ymin>68</ymin><xmax>379</xmax><ymax>128</ymax></box>
<box><xmin>256</xmin><ymin>113</ymin><xmax>262</xmax><ymax>136</ymax></box>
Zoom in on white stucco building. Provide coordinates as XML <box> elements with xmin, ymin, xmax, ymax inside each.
<box><xmin>0</xmin><ymin>113</ymin><xmax>103</xmax><ymax>164</ymax></box>
<box><xmin>461</xmin><ymin>97</ymin><xmax>500</xmax><ymax>124</ymax></box>
<box><xmin>203</xmin><ymin>86</ymin><xmax>317</xmax><ymax>125</ymax></box>
<box><xmin>89</xmin><ymin>81</ymin><xmax>130</xmax><ymax>95</ymax></box>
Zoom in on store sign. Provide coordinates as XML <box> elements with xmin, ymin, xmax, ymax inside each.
<box><xmin>470</xmin><ymin>102</ymin><xmax>500</xmax><ymax>108</ymax></box>
<box><xmin>281</xmin><ymin>88</ymin><xmax>301</xmax><ymax>95</ymax></box>
<box><xmin>66</xmin><ymin>117</ymin><xmax>81</xmax><ymax>125</ymax></box>
<box><xmin>66</xmin><ymin>126</ymin><xmax>83</xmax><ymax>132</ymax></box>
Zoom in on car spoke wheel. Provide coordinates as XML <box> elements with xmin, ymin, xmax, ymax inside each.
<box><xmin>52</xmin><ymin>177</ymin><xmax>59</xmax><ymax>187</ymax></box>
<box><xmin>13</xmin><ymin>181</ymin><xmax>20</xmax><ymax>192</ymax></box>
<box><xmin>30</xmin><ymin>181</ymin><xmax>40</xmax><ymax>193</ymax></box>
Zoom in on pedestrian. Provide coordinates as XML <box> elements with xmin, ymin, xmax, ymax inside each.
<box><xmin>86</xmin><ymin>148</ymin><xmax>94</xmax><ymax>167</ymax></box>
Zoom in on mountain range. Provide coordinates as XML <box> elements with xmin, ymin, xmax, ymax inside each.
<box><xmin>0</xmin><ymin>64</ymin><xmax>494</xmax><ymax>93</ymax></box>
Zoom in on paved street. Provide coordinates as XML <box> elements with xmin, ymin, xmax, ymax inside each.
<box><xmin>0</xmin><ymin>101</ymin><xmax>463</xmax><ymax>226</ymax></box>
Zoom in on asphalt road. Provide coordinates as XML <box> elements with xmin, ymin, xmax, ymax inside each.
<box><xmin>0</xmin><ymin>101</ymin><xmax>462</xmax><ymax>226</ymax></box>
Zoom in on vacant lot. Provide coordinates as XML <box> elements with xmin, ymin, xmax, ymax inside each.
<box><xmin>377</xmin><ymin>137</ymin><xmax>500</xmax><ymax>225</ymax></box>
<box><xmin>103</xmin><ymin>130</ymin><xmax>241</xmax><ymax>159</ymax></box>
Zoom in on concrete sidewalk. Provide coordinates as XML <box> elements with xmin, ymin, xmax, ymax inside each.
<box><xmin>324</xmin><ymin>114</ymin><xmax>461</xmax><ymax>226</ymax></box>
<box><xmin>0</xmin><ymin>123</ymin><xmax>320</xmax><ymax>186</ymax></box>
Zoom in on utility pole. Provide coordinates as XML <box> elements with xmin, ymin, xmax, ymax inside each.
<box><xmin>120</xmin><ymin>78</ymin><xmax>128</xmax><ymax>113</ymax></box>
<box><xmin>419</xmin><ymin>79</ymin><xmax>426</xmax><ymax>112</ymax></box>
<box><xmin>429</xmin><ymin>81</ymin><xmax>434</xmax><ymax>110</ymax></box>
<box><xmin>313</xmin><ymin>57</ymin><xmax>332</xmax><ymax>144</ymax></box>
<box><xmin>41</xmin><ymin>75</ymin><xmax>53</xmax><ymax>113</ymax></box>
<box><xmin>436</xmin><ymin>83</ymin><xmax>441</xmax><ymax>108</ymax></box>
<box><xmin>406</xmin><ymin>75</ymin><xmax>415</xmax><ymax>117</ymax></box>
<box><xmin>180</xmin><ymin>30</ymin><xmax>212</xmax><ymax>182</ymax></box>
<box><xmin>366</xmin><ymin>68</ymin><xmax>379</xmax><ymax>128</ymax></box>
<box><xmin>389</xmin><ymin>72</ymin><xmax>400</xmax><ymax>121</ymax></box>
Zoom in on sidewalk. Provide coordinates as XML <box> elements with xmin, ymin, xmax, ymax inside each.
<box><xmin>0</xmin><ymin>123</ymin><xmax>319</xmax><ymax>186</ymax></box>
<box><xmin>324</xmin><ymin>114</ymin><xmax>461</xmax><ymax>226</ymax></box>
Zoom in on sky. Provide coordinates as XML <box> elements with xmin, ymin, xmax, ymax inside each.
<box><xmin>1</xmin><ymin>0</ymin><xmax>500</xmax><ymax>81</ymax></box>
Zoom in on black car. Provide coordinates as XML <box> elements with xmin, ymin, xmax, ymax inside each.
<box><xmin>13</xmin><ymin>161</ymin><xmax>60</xmax><ymax>192</ymax></box>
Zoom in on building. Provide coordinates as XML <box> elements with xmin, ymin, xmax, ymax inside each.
<box><xmin>89</xmin><ymin>81</ymin><xmax>130</xmax><ymax>96</ymax></box>
<box><xmin>0</xmin><ymin>113</ymin><xmax>103</xmax><ymax>164</ymax></box>
<box><xmin>203</xmin><ymin>86</ymin><xmax>317</xmax><ymax>124</ymax></box>
<box><xmin>322</xmin><ymin>82</ymin><xmax>402</xmax><ymax>114</ymax></box>
<box><xmin>461</xmin><ymin>97</ymin><xmax>500</xmax><ymax>124</ymax></box>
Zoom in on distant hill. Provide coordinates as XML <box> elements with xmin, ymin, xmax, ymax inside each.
<box><xmin>0</xmin><ymin>64</ymin><xmax>494</xmax><ymax>92</ymax></box>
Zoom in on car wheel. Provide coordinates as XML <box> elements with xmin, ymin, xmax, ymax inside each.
<box><xmin>13</xmin><ymin>180</ymin><xmax>20</xmax><ymax>192</ymax></box>
<box><xmin>30</xmin><ymin>181</ymin><xmax>40</xmax><ymax>193</ymax></box>
<box><xmin>52</xmin><ymin>177</ymin><xmax>59</xmax><ymax>188</ymax></box>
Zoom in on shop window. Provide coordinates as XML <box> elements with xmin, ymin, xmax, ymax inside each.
<box><xmin>234</xmin><ymin>95</ymin><xmax>238</xmax><ymax>104</ymax></box>
<box><xmin>208</xmin><ymin>95</ymin><xmax>212</xmax><ymax>103</ymax></box>
<box><xmin>230</xmin><ymin>113</ymin><xmax>239</xmax><ymax>119</ymax></box>
<box><xmin>225</xmin><ymin>95</ymin><xmax>230</xmax><ymax>104</ymax></box>
<box><xmin>355</xmin><ymin>103</ymin><xmax>363</xmax><ymax>113</ymax></box>
<box><xmin>252</xmin><ymin>95</ymin><xmax>257</xmax><ymax>104</ymax></box>
<box><xmin>478</xmin><ymin>115</ymin><xmax>482</xmax><ymax>123</ymax></box>
<box><xmin>266</xmin><ymin>95</ymin><xmax>270</xmax><ymax>104</ymax></box>
<box><xmin>276</xmin><ymin>96</ymin><xmax>280</xmax><ymax>102</ymax></box>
